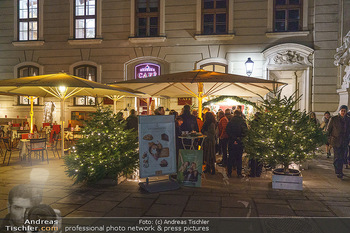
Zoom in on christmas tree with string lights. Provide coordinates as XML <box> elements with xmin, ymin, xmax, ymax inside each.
<box><xmin>64</xmin><ymin>107</ymin><xmax>139</xmax><ymax>184</ymax></box>
<box><xmin>244</xmin><ymin>88</ymin><xmax>327</xmax><ymax>172</ymax></box>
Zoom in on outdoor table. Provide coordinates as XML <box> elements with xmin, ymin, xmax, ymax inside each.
<box><xmin>178</xmin><ymin>134</ymin><xmax>206</xmax><ymax>150</ymax></box>
<box><xmin>19</xmin><ymin>139</ymin><xmax>30</xmax><ymax>160</ymax></box>
<box><xmin>19</xmin><ymin>137</ymin><xmax>45</xmax><ymax>161</ymax></box>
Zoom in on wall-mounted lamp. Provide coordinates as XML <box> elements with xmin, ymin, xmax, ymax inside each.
<box><xmin>245</xmin><ymin>57</ymin><xmax>254</xmax><ymax>77</ymax></box>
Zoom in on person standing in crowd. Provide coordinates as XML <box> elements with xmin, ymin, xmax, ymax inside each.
<box><xmin>201</xmin><ymin>111</ymin><xmax>217</xmax><ymax>175</ymax></box>
<box><xmin>226</xmin><ymin>110</ymin><xmax>248</xmax><ymax>178</ymax></box>
<box><xmin>326</xmin><ymin>105</ymin><xmax>350</xmax><ymax>179</ymax></box>
<box><xmin>248</xmin><ymin>112</ymin><xmax>263</xmax><ymax>177</ymax></box>
<box><xmin>125</xmin><ymin>109</ymin><xmax>138</xmax><ymax>132</ymax></box>
<box><xmin>192</xmin><ymin>109</ymin><xmax>203</xmax><ymax>132</ymax></box>
<box><xmin>236</xmin><ymin>105</ymin><xmax>246</xmax><ymax>120</ymax></box>
<box><xmin>217</xmin><ymin>111</ymin><xmax>229</xmax><ymax>167</ymax></box>
<box><xmin>154</xmin><ymin>106</ymin><xmax>165</xmax><ymax>115</ymax></box>
<box><xmin>225</xmin><ymin>108</ymin><xmax>233</xmax><ymax>121</ymax></box>
<box><xmin>179</xmin><ymin>105</ymin><xmax>199</xmax><ymax>148</ymax></box>
<box><xmin>320</xmin><ymin>111</ymin><xmax>332</xmax><ymax>158</ymax></box>
<box><xmin>309</xmin><ymin>112</ymin><xmax>320</xmax><ymax>126</ymax></box>
<box><xmin>180</xmin><ymin>105</ymin><xmax>199</xmax><ymax>133</ymax></box>
<box><xmin>169</xmin><ymin>109</ymin><xmax>178</xmax><ymax>118</ymax></box>
<box><xmin>175</xmin><ymin>117</ymin><xmax>184</xmax><ymax>164</ymax></box>
<box><xmin>116</xmin><ymin>112</ymin><xmax>124</xmax><ymax>121</ymax></box>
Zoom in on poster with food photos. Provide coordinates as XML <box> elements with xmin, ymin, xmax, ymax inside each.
<box><xmin>138</xmin><ymin>115</ymin><xmax>176</xmax><ymax>178</ymax></box>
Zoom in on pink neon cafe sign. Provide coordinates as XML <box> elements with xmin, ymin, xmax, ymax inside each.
<box><xmin>135</xmin><ymin>63</ymin><xmax>161</xmax><ymax>79</ymax></box>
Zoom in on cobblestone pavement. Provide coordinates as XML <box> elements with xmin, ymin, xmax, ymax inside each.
<box><xmin>1</xmin><ymin>151</ymin><xmax>350</xmax><ymax>218</ymax></box>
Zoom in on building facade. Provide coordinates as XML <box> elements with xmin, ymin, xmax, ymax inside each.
<box><xmin>0</xmin><ymin>0</ymin><xmax>349</xmax><ymax>126</ymax></box>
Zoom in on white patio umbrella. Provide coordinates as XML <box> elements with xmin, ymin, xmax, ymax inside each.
<box><xmin>0</xmin><ymin>73</ymin><xmax>142</xmax><ymax>156</ymax></box>
<box><xmin>112</xmin><ymin>69</ymin><xmax>285</xmax><ymax>118</ymax></box>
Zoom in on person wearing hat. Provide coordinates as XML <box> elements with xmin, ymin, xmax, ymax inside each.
<box><xmin>326</xmin><ymin>105</ymin><xmax>350</xmax><ymax>179</ymax></box>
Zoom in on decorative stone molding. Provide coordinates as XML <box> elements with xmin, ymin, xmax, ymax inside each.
<box><xmin>263</xmin><ymin>43</ymin><xmax>313</xmax><ymax>69</ymax></box>
<box><xmin>274</xmin><ymin>50</ymin><xmax>304</xmax><ymax>65</ymax></box>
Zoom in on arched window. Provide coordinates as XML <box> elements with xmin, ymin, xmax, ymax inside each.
<box><xmin>18</xmin><ymin>66</ymin><xmax>39</xmax><ymax>105</ymax></box>
<box><xmin>73</xmin><ymin>65</ymin><xmax>97</xmax><ymax>106</ymax></box>
<box><xmin>74</xmin><ymin>65</ymin><xmax>97</xmax><ymax>81</ymax></box>
<box><xmin>200</xmin><ymin>63</ymin><xmax>227</xmax><ymax>73</ymax></box>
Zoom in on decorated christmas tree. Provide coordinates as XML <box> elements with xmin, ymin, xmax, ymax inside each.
<box><xmin>64</xmin><ymin>107</ymin><xmax>139</xmax><ymax>184</ymax></box>
<box><xmin>244</xmin><ymin>88</ymin><xmax>327</xmax><ymax>172</ymax></box>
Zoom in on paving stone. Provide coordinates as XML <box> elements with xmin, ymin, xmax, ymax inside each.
<box><xmin>78</xmin><ymin>200</ymin><xmax>119</xmax><ymax>212</ymax></box>
<box><xmin>323</xmin><ymin>201</ymin><xmax>350</xmax><ymax>207</ymax></box>
<box><xmin>145</xmin><ymin>204</ymin><xmax>184</xmax><ymax>217</ymax></box>
<box><xmin>327</xmin><ymin>206</ymin><xmax>350</xmax><ymax>217</ymax></box>
<box><xmin>253</xmin><ymin>198</ymin><xmax>288</xmax><ymax>205</ymax></box>
<box><xmin>66</xmin><ymin>210</ymin><xmax>106</xmax><ymax>217</ymax></box>
<box><xmin>50</xmin><ymin>203</ymin><xmax>81</xmax><ymax>217</ymax></box>
<box><xmin>189</xmin><ymin>195</ymin><xmax>221</xmax><ymax>202</ymax></box>
<box><xmin>185</xmin><ymin>200</ymin><xmax>220</xmax><ymax>213</ymax></box>
<box><xmin>156</xmin><ymin>195</ymin><xmax>189</xmax><ymax>206</ymax></box>
<box><xmin>0</xmin><ymin>200</ymin><xmax>8</xmax><ymax>211</ymax></box>
<box><xmin>0</xmin><ymin>209</ymin><xmax>8</xmax><ymax>218</ymax></box>
<box><xmin>288</xmin><ymin>200</ymin><xmax>329</xmax><ymax>212</ymax></box>
<box><xmin>105</xmin><ymin>207</ymin><xmax>146</xmax><ymax>217</ymax></box>
<box><xmin>220</xmin><ymin>207</ymin><xmax>258</xmax><ymax>217</ymax></box>
<box><xmin>221</xmin><ymin>197</ymin><xmax>254</xmax><ymax>209</ymax></box>
<box><xmin>130</xmin><ymin>193</ymin><xmax>160</xmax><ymax>199</ymax></box>
<box><xmin>182</xmin><ymin>211</ymin><xmax>219</xmax><ymax>217</ymax></box>
<box><xmin>43</xmin><ymin>189</ymin><xmax>73</xmax><ymax>198</ymax></box>
<box><xmin>295</xmin><ymin>211</ymin><xmax>336</xmax><ymax>217</ymax></box>
<box><xmin>256</xmin><ymin>204</ymin><xmax>296</xmax><ymax>216</ymax></box>
<box><xmin>95</xmin><ymin>192</ymin><xmax>130</xmax><ymax>201</ymax></box>
<box><xmin>118</xmin><ymin>197</ymin><xmax>155</xmax><ymax>209</ymax></box>
<box><xmin>56</xmin><ymin>194</ymin><xmax>96</xmax><ymax>205</ymax></box>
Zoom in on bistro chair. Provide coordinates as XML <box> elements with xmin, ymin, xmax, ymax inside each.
<box><xmin>27</xmin><ymin>138</ymin><xmax>49</xmax><ymax>165</ymax></box>
<box><xmin>47</xmin><ymin>132</ymin><xmax>60</xmax><ymax>159</ymax></box>
<box><xmin>2</xmin><ymin>138</ymin><xmax>14</xmax><ymax>165</ymax></box>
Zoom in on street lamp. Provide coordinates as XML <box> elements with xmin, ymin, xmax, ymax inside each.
<box><xmin>245</xmin><ymin>57</ymin><xmax>254</xmax><ymax>77</ymax></box>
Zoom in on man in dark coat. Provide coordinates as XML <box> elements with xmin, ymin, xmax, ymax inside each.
<box><xmin>226</xmin><ymin>110</ymin><xmax>248</xmax><ymax>178</ymax></box>
<box><xmin>326</xmin><ymin>105</ymin><xmax>350</xmax><ymax>179</ymax></box>
<box><xmin>179</xmin><ymin>105</ymin><xmax>199</xmax><ymax>149</ymax></box>
<box><xmin>180</xmin><ymin>105</ymin><xmax>199</xmax><ymax>133</ymax></box>
<box><xmin>125</xmin><ymin>109</ymin><xmax>138</xmax><ymax>132</ymax></box>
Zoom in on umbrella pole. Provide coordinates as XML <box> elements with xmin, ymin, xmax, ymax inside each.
<box><xmin>30</xmin><ymin>96</ymin><xmax>34</xmax><ymax>133</ymax></box>
<box><xmin>61</xmin><ymin>99</ymin><xmax>65</xmax><ymax>157</ymax></box>
<box><xmin>113</xmin><ymin>95</ymin><xmax>117</xmax><ymax>114</ymax></box>
<box><xmin>198</xmin><ymin>83</ymin><xmax>204</xmax><ymax>120</ymax></box>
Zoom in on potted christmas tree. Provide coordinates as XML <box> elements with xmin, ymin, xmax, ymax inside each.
<box><xmin>244</xmin><ymin>88</ymin><xmax>326</xmax><ymax>190</ymax></box>
<box><xmin>64</xmin><ymin>107</ymin><xmax>139</xmax><ymax>185</ymax></box>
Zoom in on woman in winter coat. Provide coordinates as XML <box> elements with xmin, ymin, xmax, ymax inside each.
<box><xmin>201</xmin><ymin>111</ymin><xmax>217</xmax><ymax>174</ymax></box>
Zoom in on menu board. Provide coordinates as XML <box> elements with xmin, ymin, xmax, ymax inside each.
<box><xmin>138</xmin><ymin>115</ymin><xmax>176</xmax><ymax>178</ymax></box>
<box><xmin>177</xmin><ymin>149</ymin><xmax>203</xmax><ymax>187</ymax></box>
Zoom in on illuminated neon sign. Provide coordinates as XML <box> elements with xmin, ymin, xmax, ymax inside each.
<box><xmin>135</xmin><ymin>63</ymin><xmax>161</xmax><ymax>79</ymax></box>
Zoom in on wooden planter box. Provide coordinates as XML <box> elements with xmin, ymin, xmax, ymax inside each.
<box><xmin>272</xmin><ymin>173</ymin><xmax>303</xmax><ymax>191</ymax></box>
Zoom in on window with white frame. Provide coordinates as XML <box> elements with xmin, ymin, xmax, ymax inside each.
<box><xmin>18</xmin><ymin>66</ymin><xmax>39</xmax><ymax>105</ymax></box>
<box><xmin>200</xmin><ymin>63</ymin><xmax>227</xmax><ymax>73</ymax></box>
<box><xmin>274</xmin><ymin>0</ymin><xmax>302</xmax><ymax>32</ymax></box>
<box><xmin>135</xmin><ymin>0</ymin><xmax>160</xmax><ymax>37</ymax></box>
<box><xmin>74</xmin><ymin>0</ymin><xmax>96</xmax><ymax>39</ymax></box>
<box><xmin>266</xmin><ymin>0</ymin><xmax>308</xmax><ymax>37</ymax></box>
<box><xmin>18</xmin><ymin>0</ymin><xmax>39</xmax><ymax>41</ymax></box>
<box><xmin>74</xmin><ymin>65</ymin><xmax>97</xmax><ymax>106</ymax></box>
<box><xmin>202</xmin><ymin>0</ymin><xmax>228</xmax><ymax>35</ymax></box>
